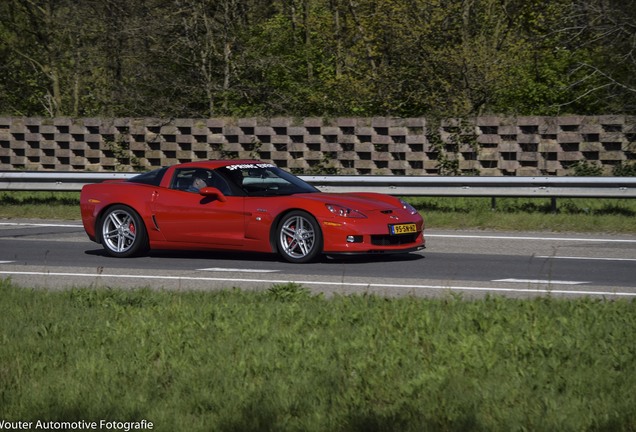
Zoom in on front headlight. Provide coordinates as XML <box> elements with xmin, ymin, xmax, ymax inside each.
<box><xmin>326</xmin><ymin>204</ymin><xmax>367</xmax><ymax>218</ymax></box>
<box><xmin>399</xmin><ymin>199</ymin><xmax>419</xmax><ymax>215</ymax></box>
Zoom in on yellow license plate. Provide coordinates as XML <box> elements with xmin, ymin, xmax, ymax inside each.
<box><xmin>389</xmin><ymin>223</ymin><xmax>417</xmax><ymax>235</ymax></box>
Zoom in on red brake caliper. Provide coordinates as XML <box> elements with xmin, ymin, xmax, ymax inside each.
<box><xmin>288</xmin><ymin>222</ymin><xmax>295</xmax><ymax>245</ymax></box>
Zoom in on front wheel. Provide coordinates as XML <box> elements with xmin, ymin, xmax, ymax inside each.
<box><xmin>276</xmin><ymin>211</ymin><xmax>323</xmax><ymax>263</ymax></box>
<box><xmin>100</xmin><ymin>205</ymin><xmax>148</xmax><ymax>258</ymax></box>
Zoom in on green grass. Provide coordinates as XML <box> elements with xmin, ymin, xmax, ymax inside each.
<box><xmin>2</xmin><ymin>192</ymin><xmax>633</xmax><ymax>430</ymax></box>
<box><xmin>1</xmin><ymin>192</ymin><xmax>636</xmax><ymax>233</ymax></box>
<box><xmin>0</xmin><ymin>191</ymin><xmax>80</xmax><ymax>219</ymax></box>
<box><xmin>408</xmin><ymin>196</ymin><xmax>636</xmax><ymax>233</ymax></box>
<box><xmin>1</xmin><ymin>279</ymin><xmax>635</xmax><ymax>431</ymax></box>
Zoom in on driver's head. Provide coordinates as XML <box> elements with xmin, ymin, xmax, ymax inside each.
<box><xmin>192</xmin><ymin>170</ymin><xmax>208</xmax><ymax>189</ymax></box>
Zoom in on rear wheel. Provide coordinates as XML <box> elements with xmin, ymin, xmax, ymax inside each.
<box><xmin>100</xmin><ymin>205</ymin><xmax>148</xmax><ymax>257</ymax></box>
<box><xmin>276</xmin><ymin>211</ymin><xmax>323</xmax><ymax>263</ymax></box>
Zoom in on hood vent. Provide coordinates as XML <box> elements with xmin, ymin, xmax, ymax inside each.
<box><xmin>381</xmin><ymin>210</ymin><xmax>393</xmax><ymax>214</ymax></box>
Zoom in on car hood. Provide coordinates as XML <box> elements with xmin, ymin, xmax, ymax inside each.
<box><xmin>294</xmin><ymin>192</ymin><xmax>401</xmax><ymax>211</ymax></box>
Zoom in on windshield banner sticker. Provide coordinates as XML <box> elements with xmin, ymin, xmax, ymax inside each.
<box><xmin>226</xmin><ymin>163</ymin><xmax>275</xmax><ymax>171</ymax></box>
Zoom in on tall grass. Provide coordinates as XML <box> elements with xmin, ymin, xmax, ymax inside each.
<box><xmin>1</xmin><ymin>192</ymin><xmax>636</xmax><ymax>232</ymax></box>
<box><xmin>1</xmin><ymin>279</ymin><xmax>635</xmax><ymax>431</ymax></box>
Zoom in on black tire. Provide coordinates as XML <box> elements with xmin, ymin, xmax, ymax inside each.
<box><xmin>99</xmin><ymin>205</ymin><xmax>148</xmax><ymax>258</ymax></box>
<box><xmin>276</xmin><ymin>210</ymin><xmax>323</xmax><ymax>263</ymax></box>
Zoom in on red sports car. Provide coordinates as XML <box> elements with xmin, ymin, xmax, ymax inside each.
<box><xmin>80</xmin><ymin>160</ymin><xmax>425</xmax><ymax>263</ymax></box>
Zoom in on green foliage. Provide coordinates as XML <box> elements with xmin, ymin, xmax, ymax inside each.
<box><xmin>1</xmin><ymin>280</ymin><xmax>635</xmax><ymax>431</ymax></box>
<box><xmin>425</xmin><ymin>118</ymin><xmax>480</xmax><ymax>176</ymax></box>
<box><xmin>569</xmin><ymin>160</ymin><xmax>604</xmax><ymax>176</ymax></box>
<box><xmin>1</xmin><ymin>0</ymin><xmax>635</xmax><ymax>117</ymax></box>
<box><xmin>306</xmin><ymin>153</ymin><xmax>340</xmax><ymax>175</ymax></box>
<box><xmin>104</xmin><ymin>135</ymin><xmax>142</xmax><ymax>172</ymax></box>
<box><xmin>569</xmin><ymin>160</ymin><xmax>636</xmax><ymax>177</ymax></box>
<box><xmin>613</xmin><ymin>162</ymin><xmax>636</xmax><ymax>177</ymax></box>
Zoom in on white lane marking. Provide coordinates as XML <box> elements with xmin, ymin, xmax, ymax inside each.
<box><xmin>536</xmin><ymin>256</ymin><xmax>636</xmax><ymax>262</ymax></box>
<box><xmin>493</xmin><ymin>278</ymin><xmax>588</xmax><ymax>285</ymax></box>
<box><xmin>0</xmin><ymin>261</ymin><xmax>15</xmax><ymax>264</ymax></box>
<box><xmin>427</xmin><ymin>234</ymin><xmax>636</xmax><ymax>243</ymax></box>
<box><xmin>1</xmin><ymin>270</ymin><xmax>633</xmax><ymax>297</ymax></box>
<box><xmin>199</xmin><ymin>267</ymin><xmax>279</xmax><ymax>273</ymax></box>
<box><xmin>0</xmin><ymin>222</ymin><xmax>83</xmax><ymax>228</ymax></box>
<box><xmin>2</xmin><ymin>223</ymin><xmax>635</xmax><ymax>243</ymax></box>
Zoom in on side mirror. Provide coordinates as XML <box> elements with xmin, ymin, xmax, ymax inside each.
<box><xmin>199</xmin><ymin>186</ymin><xmax>227</xmax><ymax>202</ymax></box>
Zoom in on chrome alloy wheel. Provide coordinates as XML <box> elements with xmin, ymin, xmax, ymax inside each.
<box><xmin>102</xmin><ymin>208</ymin><xmax>138</xmax><ymax>254</ymax></box>
<box><xmin>278</xmin><ymin>213</ymin><xmax>318</xmax><ymax>261</ymax></box>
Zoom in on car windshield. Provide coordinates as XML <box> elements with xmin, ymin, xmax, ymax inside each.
<box><xmin>218</xmin><ymin>163</ymin><xmax>319</xmax><ymax>197</ymax></box>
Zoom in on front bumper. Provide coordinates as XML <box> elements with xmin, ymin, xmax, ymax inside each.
<box><xmin>320</xmin><ymin>218</ymin><xmax>425</xmax><ymax>254</ymax></box>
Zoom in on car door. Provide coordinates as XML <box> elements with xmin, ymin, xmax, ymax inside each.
<box><xmin>150</xmin><ymin>168</ymin><xmax>246</xmax><ymax>246</ymax></box>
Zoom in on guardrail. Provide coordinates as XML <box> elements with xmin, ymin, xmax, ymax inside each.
<box><xmin>302</xmin><ymin>175</ymin><xmax>636</xmax><ymax>198</ymax></box>
<box><xmin>0</xmin><ymin>172</ymin><xmax>138</xmax><ymax>192</ymax></box>
<box><xmin>2</xmin><ymin>172</ymin><xmax>636</xmax><ymax>206</ymax></box>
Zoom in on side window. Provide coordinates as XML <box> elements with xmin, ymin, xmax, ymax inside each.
<box><xmin>170</xmin><ymin>169</ymin><xmax>208</xmax><ymax>193</ymax></box>
<box><xmin>170</xmin><ymin>168</ymin><xmax>233</xmax><ymax>195</ymax></box>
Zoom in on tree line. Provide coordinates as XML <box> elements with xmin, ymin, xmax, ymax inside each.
<box><xmin>1</xmin><ymin>0</ymin><xmax>635</xmax><ymax>119</ymax></box>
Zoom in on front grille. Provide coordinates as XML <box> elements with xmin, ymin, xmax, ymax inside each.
<box><xmin>371</xmin><ymin>233</ymin><xmax>418</xmax><ymax>246</ymax></box>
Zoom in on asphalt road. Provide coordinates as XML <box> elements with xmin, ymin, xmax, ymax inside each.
<box><xmin>1</xmin><ymin>219</ymin><xmax>635</xmax><ymax>299</ymax></box>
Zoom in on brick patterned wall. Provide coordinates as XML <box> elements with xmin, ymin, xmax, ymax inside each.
<box><xmin>1</xmin><ymin>116</ymin><xmax>634</xmax><ymax>175</ymax></box>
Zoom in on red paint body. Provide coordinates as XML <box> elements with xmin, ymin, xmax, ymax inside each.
<box><xmin>80</xmin><ymin>160</ymin><xmax>425</xmax><ymax>260</ymax></box>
